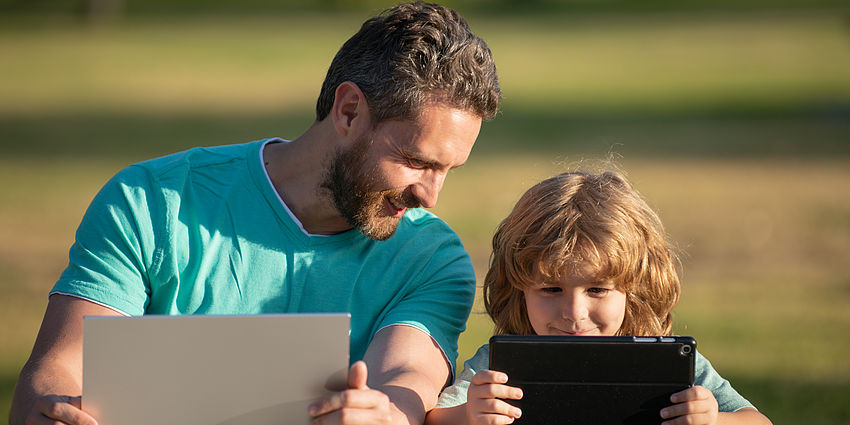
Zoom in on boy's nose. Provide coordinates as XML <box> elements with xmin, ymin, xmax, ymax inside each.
<box><xmin>560</xmin><ymin>295</ymin><xmax>589</xmax><ymax>323</ymax></box>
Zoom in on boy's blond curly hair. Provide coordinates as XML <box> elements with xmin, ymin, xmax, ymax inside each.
<box><xmin>484</xmin><ymin>171</ymin><xmax>681</xmax><ymax>337</ymax></box>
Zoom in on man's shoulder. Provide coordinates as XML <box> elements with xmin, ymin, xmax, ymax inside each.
<box><xmin>362</xmin><ymin>208</ymin><xmax>470</xmax><ymax>264</ymax></box>
<box><xmin>133</xmin><ymin>139</ymin><xmax>266</xmax><ymax>177</ymax></box>
<box><xmin>400</xmin><ymin>208</ymin><xmax>449</xmax><ymax>228</ymax></box>
<box><xmin>398</xmin><ymin>208</ymin><xmax>460</xmax><ymax>240</ymax></box>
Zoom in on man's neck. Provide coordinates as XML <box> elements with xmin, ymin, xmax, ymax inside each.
<box><xmin>263</xmin><ymin>123</ymin><xmax>353</xmax><ymax>235</ymax></box>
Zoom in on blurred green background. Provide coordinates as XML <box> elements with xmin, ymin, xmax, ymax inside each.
<box><xmin>1</xmin><ymin>0</ymin><xmax>848</xmax><ymax>423</ymax></box>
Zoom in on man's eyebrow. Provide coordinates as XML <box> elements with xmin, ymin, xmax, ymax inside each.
<box><xmin>401</xmin><ymin>148</ymin><xmax>466</xmax><ymax>170</ymax></box>
<box><xmin>401</xmin><ymin>149</ymin><xmax>443</xmax><ymax>169</ymax></box>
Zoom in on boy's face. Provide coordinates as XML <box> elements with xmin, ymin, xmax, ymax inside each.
<box><xmin>523</xmin><ymin>263</ymin><xmax>627</xmax><ymax>336</ymax></box>
<box><xmin>325</xmin><ymin>102</ymin><xmax>481</xmax><ymax>240</ymax></box>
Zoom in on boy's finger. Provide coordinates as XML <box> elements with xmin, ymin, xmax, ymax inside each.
<box><xmin>482</xmin><ymin>384</ymin><xmax>523</xmax><ymax>400</ymax></box>
<box><xmin>469</xmin><ymin>383</ymin><xmax>523</xmax><ymax>401</ymax></box>
<box><xmin>660</xmin><ymin>400</ymin><xmax>702</xmax><ymax>419</ymax></box>
<box><xmin>661</xmin><ymin>412</ymin><xmax>712</xmax><ymax>425</ymax></box>
<box><xmin>471</xmin><ymin>370</ymin><xmax>509</xmax><ymax>385</ymax></box>
<box><xmin>470</xmin><ymin>413</ymin><xmax>518</xmax><ymax>425</ymax></box>
<box><xmin>475</xmin><ymin>398</ymin><xmax>522</xmax><ymax>419</ymax></box>
<box><xmin>670</xmin><ymin>387</ymin><xmax>705</xmax><ymax>403</ymax></box>
<box><xmin>494</xmin><ymin>384</ymin><xmax>523</xmax><ymax>400</ymax></box>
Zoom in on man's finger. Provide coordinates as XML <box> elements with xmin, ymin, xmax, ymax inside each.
<box><xmin>348</xmin><ymin>360</ymin><xmax>368</xmax><ymax>390</ymax></box>
<box><xmin>34</xmin><ymin>395</ymin><xmax>97</xmax><ymax>425</ymax></box>
<box><xmin>66</xmin><ymin>395</ymin><xmax>83</xmax><ymax>409</ymax></box>
<box><xmin>308</xmin><ymin>389</ymin><xmax>388</xmax><ymax>418</ymax></box>
<box><xmin>311</xmin><ymin>406</ymin><xmax>392</xmax><ymax>425</ymax></box>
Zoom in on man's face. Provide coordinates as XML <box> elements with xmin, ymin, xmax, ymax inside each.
<box><xmin>323</xmin><ymin>103</ymin><xmax>482</xmax><ymax>240</ymax></box>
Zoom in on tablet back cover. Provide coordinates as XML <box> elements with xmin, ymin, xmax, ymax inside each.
<box><xmin>489</xmin><ymin>335</ymin><xmax>695</xmax><ymax>425</ymax></box>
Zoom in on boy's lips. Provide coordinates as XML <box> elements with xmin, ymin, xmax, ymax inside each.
<box><xmin>551</xmin><ymin>327</ymin><xmax>595</xmax><ymax>336</ymax></box>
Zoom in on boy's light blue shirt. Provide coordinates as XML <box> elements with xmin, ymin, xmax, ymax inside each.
<box><xmin>51</xmin><ymin>139</ymin><xmax>476</xmax><ymax>370</ymax></box>
<box><xmin>436</xmin><ymin>343</ymin><xmax>757</xmax><ymax>413</ymax></box>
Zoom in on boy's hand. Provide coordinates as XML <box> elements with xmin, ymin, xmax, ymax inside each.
<box><xmin>466</xmin><ymin>370</ymin><xmax>523</xmax><ymax>425</ymax></box>
<box><xmin>660</xmin><ymin>386</ymin><xmax>719</xmax><ymax>425</ymax></box>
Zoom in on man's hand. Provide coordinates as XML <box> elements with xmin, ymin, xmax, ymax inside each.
<box><xmin>308</xmin><ymin>325</ymin><xmax>450</xmax><ymax>425</ymax></box>
<box><xmin>660</xmin><ymin>386</ymin><xmax>719</xmax><ymax>425</ymax></box>
<box><xmin>10</xmin><ymin>295</ymin><xmax>119</xmax><ymax>425</ymax></box>
<box><xmin>22</xmin><ymin>395</ymin><xmax>97</xmax><ymax>425</ymax></box>
<box><xmin>308</xmin><ymin>361</ymin><xmax>393</xmax><ymax>425</ymax></box>
<box><xmin>466</xmin><ymin>370</ymin><xmax>523</xmax><ymax>425</ymax></box>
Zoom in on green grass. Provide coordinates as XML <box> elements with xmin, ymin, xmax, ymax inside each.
<box><xmin>2</xmin><ymin>9</ymin><xmax>849</xmax><ymax>425</ymax></box>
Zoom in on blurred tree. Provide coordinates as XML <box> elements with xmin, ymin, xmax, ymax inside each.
<box><xmin>84</xmin><ymin>0</ymin><xmax>124</xmax><ymax>23</ymax></box>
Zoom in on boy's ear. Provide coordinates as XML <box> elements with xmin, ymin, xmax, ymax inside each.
<box><xmin>331</xmin><ymin>81</ymin><xmax>372</xmax><ymax>139</ymax></box>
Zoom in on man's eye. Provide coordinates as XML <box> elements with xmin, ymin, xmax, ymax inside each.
<box><xmin>406</xmin><ymin>158</ymin><xmax>428</xmax><ymax>169</ymax></box>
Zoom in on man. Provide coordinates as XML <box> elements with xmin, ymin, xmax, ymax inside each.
<box><xmin>9</xmin><ymin>2</ymin><xmax>501</xmax><ymax>425</ymax></box>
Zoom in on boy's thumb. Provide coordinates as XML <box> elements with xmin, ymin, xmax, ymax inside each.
<box><xmin>347</xmin><ymin>360</ymin><xmax>369</xmax><ymax>390</ymax></box>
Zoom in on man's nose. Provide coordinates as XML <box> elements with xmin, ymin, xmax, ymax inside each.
<box><xmin>412</xmin><ymin>170</ymin><xmax>446</xmax><ymax>209</ymax></box>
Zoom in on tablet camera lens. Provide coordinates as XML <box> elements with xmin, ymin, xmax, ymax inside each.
<box><xmin>680</xmin><ymin>345</ymin><xmax>692</xmax><ymax>355</ymax></box>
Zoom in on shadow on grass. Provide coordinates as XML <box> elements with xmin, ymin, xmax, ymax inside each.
<box><xmin>1</xmin><ymin>102</ymin><xmax>848</xmax><ymax>160</ymax></box>
<box><xmin>0</xmin><ymin>111</ymin><xmax>317</xmax><ymax>162</ymax></box>
<box><xmin>478</xmin><ymin>102</ymin><xmax>850</xmax><ymax>159</ymax></box>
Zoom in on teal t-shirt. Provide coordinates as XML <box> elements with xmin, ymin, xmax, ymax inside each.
<box><xmin>435</xmin><ymin>343</ymin><xmax>756</xmax><ymax>413</ymax></box>
<box><xmin>51</xmin><ymin>139</ymin><xmax>476</xmax><ymax>371</ymax></box>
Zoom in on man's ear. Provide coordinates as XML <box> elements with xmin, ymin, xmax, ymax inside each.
<box><xmin>331</xmin><ymin>81</ymin><xmax>371</xmax><ymax>138</ymax></box>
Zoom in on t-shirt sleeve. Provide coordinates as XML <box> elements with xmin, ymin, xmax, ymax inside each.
<box><xmin>436</xmin><ymin>344</ymin><xmax>490</xmax><ymax>408</ymax></box>
<box><xmin>51</xmin><ymin>165</ymin><xmax>158</xmax><ymax>315</ymax></box>
<box><xmin>694</xmin><ymin>351</ymin><xmax>757</xmax><ymax>412</ymax></box>
<box><xmin>377</xmin><ymin>220</ymin><xmax>476</xmax><ymax>375</ymax></box>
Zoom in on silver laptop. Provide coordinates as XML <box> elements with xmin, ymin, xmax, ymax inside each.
<box><xmin>83</xmin><ymin>313</ymin><xmax>349</xmax><ymax>425</ymax></box>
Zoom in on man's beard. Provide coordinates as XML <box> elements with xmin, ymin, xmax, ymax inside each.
<box><xmin>321</xmin><ymin>135</ymin><xmax>420</xmax><ymax>241</ymax></box>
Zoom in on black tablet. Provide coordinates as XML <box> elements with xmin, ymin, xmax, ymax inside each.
<box><xmin>489</xmin><ymin>335</ymin><xmax>696</xmax><ymax>425</ymax></box>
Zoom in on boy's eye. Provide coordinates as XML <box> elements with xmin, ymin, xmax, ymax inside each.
<box><xmin>540</xmin><ymin>286</ymin><xmax>562</xmax><ymax>294</ymax></box>
<box><xmin>587</xmin><ymin>287</ymin><xmax>610</xmax><ymax>296</ymax></box>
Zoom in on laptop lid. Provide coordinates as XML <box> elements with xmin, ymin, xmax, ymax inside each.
<box><xmin>83</xmin><ymin>313</ymin><xmax>349</xmax><ymax>425</ymax></box>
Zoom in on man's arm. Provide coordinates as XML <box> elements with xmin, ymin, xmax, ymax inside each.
<box><xmin>10</xmin><ymin>294</ymin><xmax>122</xmax><ymax>425</ymax></box>
<box><xmin>309</xmin><ymin>325</ymin><xmax>451</xmax><ymax>425</ymax></box>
